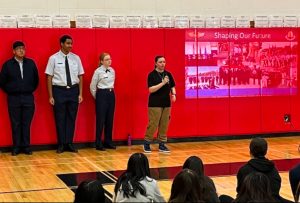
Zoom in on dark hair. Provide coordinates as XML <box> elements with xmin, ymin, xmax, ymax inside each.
<box><xmin>60</xmin><ymin>35</ymin><xmax>72</xmax><ymax>44</ymax></box>
<box><xmin>183</xmin><ymin>156</ymin><xmax>217</xmax><ymax>202</ymax></box>
<box><xmin>250</xmin><ymin>137</ymin><xmax>268</xmax><ymax>158</ymax></box>
<box><xmin>233</xmin><ymin>172</ymin><xmax>276</xmax><ymax>203</ymax></box>
<box><xmin>154</xmin><ymin>55</ymin><xmax>165</xmax><ymax>69</ymax></box>
<box><xmin>114</xmin><ymin>153</ymin><xmax>151</xmax><ymax>199</ymax></box>
<box><xmin>155</xmin><ymin>55</ymin><xmax>164</xmax><ymax>63</ymax></box>
<box><xmin>74</xmin><ymin>180</ymin><xmax>105</xmax><ymax>203</ymax></box>
<box><xmin>183</xmin><ymin>156</ymin><xmax>204</xmax><ymax>178</ymax></box>
<box><xmin>13</xmin><ymin>41</ymin><xmax>25</xmax><ymax>49</ymax></box>
<box><xmin>169</xmin><ymin>169</ymin><xmax>203</xmax><ymax>203</ymax></box>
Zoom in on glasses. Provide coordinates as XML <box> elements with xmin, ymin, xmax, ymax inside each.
<box><xmin>104</xmin><ymin>58</ymin><xmax>112</xmax><ymax>61</ymax></box>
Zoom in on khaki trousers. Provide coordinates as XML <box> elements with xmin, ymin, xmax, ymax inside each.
<box><xmin>145</xmin><ymin>107</ymin><xmax>171</xmax><ymax>143</ymax></box>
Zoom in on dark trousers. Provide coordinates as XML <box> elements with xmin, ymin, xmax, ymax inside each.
<box><xmin>8</xmin><ymin>104</ymin><xmax>34</xmax><ymax>150</ymax></box>
<box><xmin>53</xmin><ymin>86</ymin><xmax>79</xmax><ymax>145</ymax></box>
<box><xmin>95</xmin><ymin>89</ymin><xmax>115</xmax><ymax>147</ymax></box>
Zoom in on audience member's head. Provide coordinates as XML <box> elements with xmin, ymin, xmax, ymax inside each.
<box><xmin>183</xmin><ymin>156</ymin><xmax>204</xmax><ymax>178</ymax></box>
<box><xmin>74</xmin><ymin>180</ymin><xmax>105</xmax><ymax>203</ymax></box>
<box><xmin>126</xmin><ymin>152</ymin><xmax>151</xmax><ymax>177</ymax></box>
<box><xmin>114</xmin><ymin>153</ymin><xmax>151</xmax><ymax>198</ymax></box>
<box><xmin>182</xmin><ymin>156</ymin><xmax>219</xmax><ymax>202</ymax></box>
<box><xmin>250</xmin><ymin>137</ymin><xmax>268</xmax><ymax>158</ymax></box>
<box><xmin>233</xmin><ymin>172</ymin><xmax>275</xmax><ymax>203</ymax></box>
<box><xmin>169</xmin><ymin>169</ymin><xmax>203</xmax><ymax>203</ymax></box>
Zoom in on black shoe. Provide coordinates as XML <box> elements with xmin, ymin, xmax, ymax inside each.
<box><xmin>12</xmin><ymin>149</ymin><xmax>20</xmax><ymax>156</ymax></box>
<box><xmin>56</xmin><ymin>145</ymin><xmax>64</xmax><ymax>154</ymax></box>
<box><xmin>159</xmin><ymin>143</ymin><xmax>170</xmax><ymax>153</ymax></box>
<box><xmin>96</xmin><ymin>146</ymin><xmax>105</xmax><ymax>151</ymax></box>
<box><xmin>24</xmin><ymin>148</ymin><xmax>33</xmax><ymax>155</ymax></box>
<box><xmin>68</xmin><ymin>144</ymin><xmax>78</xmax><ymax>153</ymax></box>
<box><xmin>143</xmin><ymin>143</ymin><xmax>151</xmax><ymax>153</ymax></box>
<box><xmin>104</xmin><ymin>143</ymin><xmax>116</xmax><ymax>149</ymax></box>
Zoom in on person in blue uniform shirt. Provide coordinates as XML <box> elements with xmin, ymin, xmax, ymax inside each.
<box><xmin>90</xmin><ymin>52</ymin><xmax>116</xmax><ymax>150</ymax></box>
<box><xmin>0</xmin><ymin>41</ymin><xmax>39</xmax><ymax>156</ymax></box>
<box><xmin>45</xmin><ymin>35</ymin><xmax>84</xmax><ymax>154</ymax></box>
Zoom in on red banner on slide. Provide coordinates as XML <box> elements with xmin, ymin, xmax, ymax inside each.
<box><xmin>185</xmin><ymin>28</ymin><xmax>297</xmax><ymax>42</ymax></box>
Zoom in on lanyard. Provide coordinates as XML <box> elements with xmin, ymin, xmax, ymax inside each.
<box><xmin>157</xmin><ymin>71</ymin><xmax>166</xmax><ymax>82</ymax></box>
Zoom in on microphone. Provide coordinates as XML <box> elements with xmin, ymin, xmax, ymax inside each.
<box><xmin>164</xmin><ymin>74</ymin><xmax>169</xmax><ymax>84</ymax></box>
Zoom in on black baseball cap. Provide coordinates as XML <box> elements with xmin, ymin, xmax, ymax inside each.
<box><xmin>13</xmin><ymin>41</ymin><xmax>25</xmax><ymax>49</ymax></box>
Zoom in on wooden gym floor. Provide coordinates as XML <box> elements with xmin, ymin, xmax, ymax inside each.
<box><xmin>0</xmin><ymin>136</ymin><xmax>299</xmax><ymax>202</ymax></box>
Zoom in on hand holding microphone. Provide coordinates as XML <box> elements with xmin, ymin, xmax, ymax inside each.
<box><xmin>162</xmin><ymin>75</ymin><xmax>169</xmax><ymax>85</ymax></box>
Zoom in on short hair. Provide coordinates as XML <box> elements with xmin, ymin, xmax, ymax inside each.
<box><xmin>60</xmin><ymin>35</ymin><xmax>72</xmax><ymax>44</ymax></box>
<box><xmin>13</xmin><ymin>41</ymin><xmax>25</xmax><ymax>49</ymax></box>
<box><xmin>155</xmin><ymin>55</ymin><xmax>164</xmax><ymax>63</ymax></box>
<box><xmin>250</xmin><ymin>137</ymin><xmax>268</xmax><ymax>158</ymax></box>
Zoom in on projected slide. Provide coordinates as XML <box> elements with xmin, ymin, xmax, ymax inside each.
<box><xmin>185</xmin><ymin>30</ymin><xmax>298</xmax><ymax>98</ymax></box>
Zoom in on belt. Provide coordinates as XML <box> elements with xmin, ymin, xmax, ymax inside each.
<box><xmin>97</xmin><ymin>88</ymin><xmax>114</xmax><ymax>92</ymax></box>
<box><xmin>53</xmin><ymin>84</ymin><xmax>78</xmax><ymax>89</ymax></box>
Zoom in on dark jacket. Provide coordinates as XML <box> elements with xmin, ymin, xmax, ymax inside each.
<box><xmin>237</xmin><ymin>157</ymin><xmax>281</xmax><ymax>201</ymax></box>
<box><xmin>0</xmin><ymin>57</ymin><xmax>39</xmax><ymax>106</ymax></box>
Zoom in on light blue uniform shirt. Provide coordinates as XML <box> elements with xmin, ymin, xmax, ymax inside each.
<box><xmin>90</xmin><ymin>65</ymin><xmax>115</xmax><ymax>98</ymax></box>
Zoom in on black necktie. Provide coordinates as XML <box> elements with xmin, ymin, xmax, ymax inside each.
<box><xmin>105</xmin><ymin>69</ymin><xmax>110</xmax><ymax>73</ymax></box>
<box><xmin>65</xmin><ymin>56</ymin><xmax>72</xmax><ymax>87</ymax></box>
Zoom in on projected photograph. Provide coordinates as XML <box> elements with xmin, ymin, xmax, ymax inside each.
<box><xmin>185</xmin><ymin>41</ymin><xmax>298</xmax><ymax>98</ymax></box>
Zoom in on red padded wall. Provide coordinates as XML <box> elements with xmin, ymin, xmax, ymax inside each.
<box><xmin>0</xmin><ymin>28</ymin><xmax>299</xmax><ymax>147</ymax></box>
<box><xmin>164</xmin><ymin>29</ymin><xmax>199</xmax><ymax>137</ymax></box>
<box><xmin>290</xmin><ymin>28</ymin><xmax>300</xmax><ymax>130</ymax></box>
<box><xmin>260</xmin><ymin>29</ymin><xmax>293</xmax><ymax>133</ymax></box>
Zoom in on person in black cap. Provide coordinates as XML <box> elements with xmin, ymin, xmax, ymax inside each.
<box><xmin>0</xmin><ymin>41</ymin><xmax>39</xmax><ymax>156</ymax></box>
<box><xmin>45</xmin><ymin>35</ymin><xmax>84</xmax><ymax>154</ymax></box>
